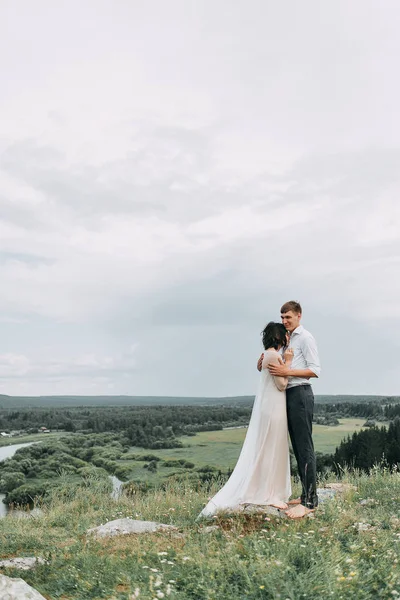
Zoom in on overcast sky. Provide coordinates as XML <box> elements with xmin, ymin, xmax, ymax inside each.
<box><xmin>1</xmin><ymin>0</ymin><xmax>399</xmax><ymax>397</ymax></box>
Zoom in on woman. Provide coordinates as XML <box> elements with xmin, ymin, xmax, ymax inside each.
<box><xmin>199</xmin><ymin>322</ymin><xmax>293</xmax><ymax>517</ymax></box>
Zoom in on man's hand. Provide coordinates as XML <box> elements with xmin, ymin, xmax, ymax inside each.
<box><xmin>268</xmin><ymin>358</ymin><xmax>290</xmax><ymax>377</ymax></box>
<box><xmin>257</xmin><ymin>353</ymin><xmax>264</xmax><ymax>372</ymax></box>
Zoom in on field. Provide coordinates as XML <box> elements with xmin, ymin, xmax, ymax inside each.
<box><xmin>0</xmin><ymin>432</ymin><xmax>67</xmax><ymax>448</ymax></box>
<box><xmin>0</xmin><ymin>469</ymin><xmax>399</xmax><ymax>599</ymax></box>
<box><xmin>113</xmin><ymin>419</ymin><xmax>372</xmax><ymax>485</ymax></box>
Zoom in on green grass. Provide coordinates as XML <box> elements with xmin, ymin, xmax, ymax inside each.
<box><xmin>0</xmin><ymin>469</ymin><xmax>399</xmax><ymax>599</ymax></box>
<box><xmin>0</xmin><ymin>432</ymin><xmax>67</xmax><ymax>448</ymax></box>
<box><xmin>119</xmin><ymin>420</ymin><xmax>371</xmax><ymax>480</ymax></box>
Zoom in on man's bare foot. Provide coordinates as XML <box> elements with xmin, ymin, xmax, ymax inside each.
<box><xmin>287</xmin><ymin>497</ymin><xmax>301</xmax><ymax>506</ymax></box>
<box><xmin>285</xmin><ymin>504</ymin><xmax>315</xmax><ymax>519</ymax></box>
<box><xmin>269</xmin><ymin>501</ymin><xmax>288</xmax><ymax>510</ymax></box>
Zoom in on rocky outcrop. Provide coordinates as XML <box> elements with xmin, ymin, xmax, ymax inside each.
<box><xmin>0</xmin><ymin>574</ymin><xmax>46</xmax><ymax>599</ymax></box>
<box><xmin>0</xmin><ymin>557</ymin><xmax>47</xmax><ymax>571</ymax></box>
<box><xmin>87</xmin><ymin>517</ymin><xmax>177</xmax><ymax>538</ymax></box>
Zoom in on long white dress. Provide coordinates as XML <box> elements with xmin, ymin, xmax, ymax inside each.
<box><xmin>199</xmin><ymin>350</ymin><xmax>291</xmax><ymax>517</ymax></box>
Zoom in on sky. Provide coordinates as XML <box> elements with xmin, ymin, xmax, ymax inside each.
<box><xmin>1</xmin><ymin>0</ymin><xmax>399</xmax><ymax>397</ymax></box>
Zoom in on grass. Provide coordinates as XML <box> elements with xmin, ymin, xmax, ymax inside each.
<box><xmin>0</xmin><ymin>432</ymin><xmax>67</xmax><ymax>448</ymax></box>
<box><xmin>0</xmin><ymin>469</ymin><xmax>399</xmax><ymax>599</ymax></box>
<box><xmin>117</xmin><ymin>419</ymin><xmax>371</xmax><ymax>483</ymax></box>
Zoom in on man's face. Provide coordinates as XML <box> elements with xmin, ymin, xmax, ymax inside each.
<box><xmin>281</xmin><ymin>310</ymin><xmax>301</xmax><ymax>333</ymax></box>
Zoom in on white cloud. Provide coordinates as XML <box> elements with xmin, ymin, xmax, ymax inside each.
<box><xmin>1</xmin><ymin>0</ymin><xmax>400</xmax><ymax>395</ymax></box>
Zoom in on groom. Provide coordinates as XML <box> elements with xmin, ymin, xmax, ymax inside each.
<box><xmin>257</xmin><ymin>301</ymin><xmax>321</xmax><ymax>519</ymax></box>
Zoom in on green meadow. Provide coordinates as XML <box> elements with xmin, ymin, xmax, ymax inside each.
<box><xmin>114</xmin><ymin>419</ymin><xmax>371</xmax><ymax>484</ymax></box>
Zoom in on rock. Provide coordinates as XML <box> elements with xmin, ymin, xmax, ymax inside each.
<box><xmin>359</xmin><ymin>498</ymin><xmax>376</xmax><ymax>506</ymax></box>
<box><xmin>243</xmin><ymin>505</ymin><xmax>286</xmax><ymax>518</ymax></box>
<box><xmin>324</xmin><ymin>483</ymin><xmax>357</xmax><ymax>492</ymax></box>
<box><xmin>356</xmin><ymin>522</ymin><xmax>377</xmax><ymax>532</ymax></box>
<box><xmin>0</xmin><ymin>558</ymin><xmax>47</xmax><ymax>571</ymax></box>
<box><xmin>87</xmin><ymin>518</ymin><xmax>177</xmax><ymax>538</ymax></box>
<box><xmin>201</xmin><ymin>525</ymin><xmax>220</xmax><ymax>534</ymax></box>
<box><xmin>0</xmin><ymin>574</ymin><xmax>46</xmax><ymax>599</ymax></box>
<box><xmin>317</xmin><ymin>488</ymin><xmax>337</xmax><ymax>504</ymax></box>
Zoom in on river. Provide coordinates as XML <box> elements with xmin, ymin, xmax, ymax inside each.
<box><xmin>0</xmin><ymin>442</ymin><xmax>123</xmax><ymax>518</ymax></box>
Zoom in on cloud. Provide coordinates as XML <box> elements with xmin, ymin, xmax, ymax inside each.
<box><xmin>0</xmin><ymin>0</ymin><xmax>400</xmax><ymax>396</ymax></box>
<box><xmin>0</xmin><ymin>346</ymin><xmax>137</xmax><ymax>382</ymax></box>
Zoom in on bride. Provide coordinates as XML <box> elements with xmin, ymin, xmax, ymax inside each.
<box><xmin>199</xmin><ymin>322</ymin><xmax>293</xmax><ymax>517</ymax></box>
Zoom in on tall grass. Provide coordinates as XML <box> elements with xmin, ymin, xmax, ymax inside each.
<box><xmin>0</xmin><ymin>470</ymin><xmax>399</xmax><ymax>599</ymax></box>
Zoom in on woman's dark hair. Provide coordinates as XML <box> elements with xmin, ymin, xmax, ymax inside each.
<box><xmin>261</xmin><ymin>321</ymin><xmax>287</xmax><ymax>350</ymax></box>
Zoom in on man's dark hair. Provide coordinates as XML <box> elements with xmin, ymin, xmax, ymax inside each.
<box><xmin>261</xmin><ymin>322</ymin><xmax>288</xmax><ymax>350</ymax></box>
<box><xmin>280</xmin><ymin>300</ymin><xmax>302</xmax><ymax>315</ymax></box>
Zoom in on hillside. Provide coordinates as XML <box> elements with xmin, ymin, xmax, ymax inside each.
<box><xmin>0</xmin><ymin>470</ymin><xmax>399</xmax><ymax>599</ymax></box>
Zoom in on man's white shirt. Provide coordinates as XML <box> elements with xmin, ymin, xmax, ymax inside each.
<box><xmin>286</xmin><ymin>325</ymin><xmax>321</xmax><ymax>388</ymax></box>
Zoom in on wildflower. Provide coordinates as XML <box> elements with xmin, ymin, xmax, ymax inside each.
<box><xmin>158</xmin><ymin>552</ymin><xmax>168</xmax><ymax>556</ymax></box>
<box><xmin>182</xmin><ymin>556</ymin><xmax>191</xmax><ymax>561</ymax></box>
<box><xmin>337</xmin><ymin>576</ymin><xmax>346</xmax><ymax>582</ymax></box>
<box><xmin>156</xmin><ymin>592</ymin><xmax>165</xmax><ymax>598</ymax></box>
<box><xmin>345</xmin><ymin>558</ymin><xmax>353</xmax><ymax>563</ymax></box>
<box><xmin>168</xmin><ymin>580</ymin><xmax>176</xmax><ymax>584</ymax></box>
<box><xmin>142</xmin><ymin>566</ymin><xmax>149</xmax><ymax>569</ymax></box>
<box><xmin>150</xmin><ymin>568</ymin><xmax>159</xmax><ymax>572</ymax></box>
<box><xmin>349</xmin><ymin>572</ymin><xmax>356</xmax><ymax>577</ymax></box>
<box><xmin>167</xmin><ymin>561</ymin><xmax>174</xmax><ymax>565</ymax></box>
<box><xmin>260</xmin><ymin>585</ymin><xmax>265</xmax><ymax>589</ymax></box>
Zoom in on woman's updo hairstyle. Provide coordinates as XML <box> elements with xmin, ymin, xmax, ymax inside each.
<box><xmin>261</xmin><ymin>321</ymin><xmax>287</xmax><ymax>351</ymax></box>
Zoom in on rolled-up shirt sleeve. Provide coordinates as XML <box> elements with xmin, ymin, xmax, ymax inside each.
<box><xmin>301</xmin><ymin>334</ymin><xmax>321</xmax><ymax>377</ymax></box>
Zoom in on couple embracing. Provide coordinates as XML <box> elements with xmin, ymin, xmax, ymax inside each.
<box><xmin>200</xmin><ymin>301</ymin><xmax>321</xmax><ymax>520</ymax></box>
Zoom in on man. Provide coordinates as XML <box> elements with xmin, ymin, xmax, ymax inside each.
<box><xmin>257</xmin><ymin>301</ymin><xmax>321</xmax><ymax>518</ymax></box>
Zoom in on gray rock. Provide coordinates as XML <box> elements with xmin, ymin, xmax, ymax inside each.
<box><xmin>356</xmin><ymin>522</ymin><xmax>377</xmax><ymax>531</ymax></box>
<box><xmin>243</xmin><ymin>504</ymin><xmax>285</xmax><ymax>518</ymax></box>
<box><xmin>324</xmin><ymin>483</ymin><xmax>357</xmax><ymax>492</ymax></box>
<box><xmin>317</xmin><ymin>488</ymin><xmax>338</xmax><ymax>504</ymax></box>
<box><xmin>0</xmin><ymin>558</ymin><xmax>47</xmax><ymax>571</ymax></box>
<box><xmin>87</xmin><ymin>518</ymin><xmax>177</xmax><ymax>538</ymax></box>
<box><xmin>0</xmin><ymin>574</ymin><xmax>46</xmax><ymax>599</ymax></box>
<box><xmin>201</xmin><ymin>525</ymin><xmax>220</xmax><ymax>533</ymax></box>
<box><xmin>359</xmin><ymin>498</ymin><xmax>376</xmax><ymax>506</ymax></box>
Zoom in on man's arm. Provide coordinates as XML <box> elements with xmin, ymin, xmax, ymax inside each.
<box><xmin>268</xmin><ymin>334</ymin><xmax>321</xmax><ymax>379</ymax></box>
<box><xmin>267</xmin><ymin>364</ymin><xmax>317</xmax><ymax>378</ymax></box>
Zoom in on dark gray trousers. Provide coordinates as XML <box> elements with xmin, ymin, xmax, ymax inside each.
<box><xmin>286</xmin><ymin>385</ymin><xmax>318</xmax><ymax>509</ymax></box>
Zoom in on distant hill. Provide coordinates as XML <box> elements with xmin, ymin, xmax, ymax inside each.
<box><xmin>0</xmin><ymin>394</ymin><xmax>398</xmax><ymax>408</ymax></box>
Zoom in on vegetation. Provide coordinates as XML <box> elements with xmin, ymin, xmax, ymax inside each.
<box><xmin>0</xmin><ymin>405</ymin><xmax>252</xmax><ymax>449</ymax></box>
<box><xmin>1</xmin><ymin>393</ymin><xmax>399</xmax><ymax>409</ymax></box>
<box><xmin>0</xmin><ymin>468</ymin><xmax>399</xmax><ymax>599</ymax></box>
<box><xmin>334</xmin><ymin>419</ymin><xmax>400</xmax><ymax>471</ymax></box>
